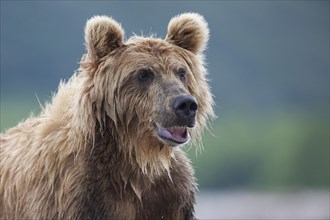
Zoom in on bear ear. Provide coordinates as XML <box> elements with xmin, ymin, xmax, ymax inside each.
<box><xmin>166</xmin><ymin>13</ymin><xmax>209</xmax><ymax>54</ymax></box>
<box><xmin>85</xmin><ymin>16</ymin><xmax>125</xmax><ymax>61</ymax></box>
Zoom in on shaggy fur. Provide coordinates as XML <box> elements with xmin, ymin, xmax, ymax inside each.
<box><xmin>0</xmin><ymin>13</ymin><xmax>214</xmax><ymax>219</ymax></box>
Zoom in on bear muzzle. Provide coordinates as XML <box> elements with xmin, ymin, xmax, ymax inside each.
<box><xmin>154</xmin><ymin>95</ymin><xmax>198</xmax><ymax>146</ymax></box>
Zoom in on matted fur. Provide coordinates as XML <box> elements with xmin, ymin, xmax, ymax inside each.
<box><xmin>0</xmin><ymin>13</ymin><xmax>214</xmax><ymax>219</ymax></box>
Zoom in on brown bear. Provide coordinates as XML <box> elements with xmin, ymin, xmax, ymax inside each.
<box><xmin>0</xmin><ymin>13</ymin><xmax>214</xmax><ymax>219</ymax></box>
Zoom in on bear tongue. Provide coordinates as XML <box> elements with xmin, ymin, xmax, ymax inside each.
<box><xmin>166</xmin><ymin>127</ymin><xmax>188</xmax><ymax>143</ymax></box>
<box><xmin>167</xmin><ymin>127</ymin><xmax>185</xmax><ymax>137</ymax></box>
<box><xmin>156</xmin><ymin>125</ymin><xmax>189</xmax><ymax>144</ymax></box>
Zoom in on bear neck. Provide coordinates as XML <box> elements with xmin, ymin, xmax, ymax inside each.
<box><xmin>91</xmin><ymin>117</ymin><xmax>174</xmax><ymax>179</ymax></box>
<box><xmin>84</xmin><ymin>118</ymin><xmax>175</xmax><ymax>201</ymax></box>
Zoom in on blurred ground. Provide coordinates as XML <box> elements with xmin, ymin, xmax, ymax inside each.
<box><xmin>195</xmin><ymin>190</ymin><xmax>330</xmax><ymax>220</ymax></box>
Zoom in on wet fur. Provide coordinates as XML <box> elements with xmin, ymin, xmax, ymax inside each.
<box><xmin>0</xmin><ymin>13</ymin><xmax>214</xmax><ymax>219</ymax></box>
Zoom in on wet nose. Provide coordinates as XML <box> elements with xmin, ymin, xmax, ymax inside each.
<box><xmin>172</xmin><ymin>95</ymin><xmax>198</xmax><ymax>127</ymax></box>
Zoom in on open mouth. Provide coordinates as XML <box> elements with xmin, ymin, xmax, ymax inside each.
<box><xmin>155</xmin><ymin>124</ymin><xmax>190</xmax><ymax>145</ymax></box>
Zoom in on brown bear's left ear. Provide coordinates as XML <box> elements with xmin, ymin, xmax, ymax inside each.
<box><xmin>84</xmin><ymin>16</ymin><xmax>125</xmax><ymax>61</ymax></box>
<box><xmin>166</xmin><ymin>13</ymin><xmax>209</xmax><ymax>55</ymax></box>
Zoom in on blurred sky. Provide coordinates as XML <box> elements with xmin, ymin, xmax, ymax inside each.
<box><xmin>1</xmin><ymin>1</ymin><xmax>329</xmax><ymax>118</ymax></box>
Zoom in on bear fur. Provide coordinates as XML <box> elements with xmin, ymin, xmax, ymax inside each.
<box><xmin>0</xmin><ymin>13</ymin><xmax>214</xmax><ymax>219</ymax></box>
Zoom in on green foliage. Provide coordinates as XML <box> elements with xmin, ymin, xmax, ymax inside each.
<box><xmin>188</xmin><ymin>113</ymin><xmax>329</xmax><ymax>190</ymax></box>
<box><xmin>0</xmin><ymin>99</ymin><xmax>41</xmax><ymax>132</ymax></box>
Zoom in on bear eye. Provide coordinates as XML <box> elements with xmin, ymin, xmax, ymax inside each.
<box><xmin>137</xmin><ymin>68</ymin><xmax>154</xmax><ymax>83</ymax></box>
<box><xmin>177</xmin><ymin>67</ymin><xmax>186</xmax><ymax>81</ymax></box>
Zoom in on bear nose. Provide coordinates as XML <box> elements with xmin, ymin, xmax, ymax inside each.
<box><xmin>172</xmin><ymin>95</ymin><xmax>198</xmax><ymax>127</ymax></box>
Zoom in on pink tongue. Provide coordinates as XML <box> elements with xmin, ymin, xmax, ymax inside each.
<box><xmin>157</xmin><ymin>126</ymin><xmax>189</xmax><ymax>144</ymax></box>
<box><xmin>168</xmin><ymin>128</ymin><xmax>185</xmax><ymax>138</ymax></box>
<box><xmin>167</xmin><ymin>127</ymin><xmax>187</xmax><ymax>142</ymax></box>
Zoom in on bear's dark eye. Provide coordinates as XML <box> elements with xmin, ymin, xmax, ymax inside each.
<box><xmin>177</xmin><ymin>67</ymin><xmax>186</xmax><ymax>81</ymax></box>
<box><xmin>137</xmin><ymin>68</ymin><xmax>154</xmax><ymax>83</ymax></box>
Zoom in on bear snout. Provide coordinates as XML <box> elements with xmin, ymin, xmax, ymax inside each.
<box><xmin>172</xmin><ymin>95</ymin><xmax>198</xmax><ymax>128</ymax></box>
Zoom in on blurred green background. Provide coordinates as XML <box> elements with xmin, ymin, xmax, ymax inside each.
<box><xmin>1</xmin><ymin>1</ymin><xmax>329</xmax><ymax>193</ymax></box>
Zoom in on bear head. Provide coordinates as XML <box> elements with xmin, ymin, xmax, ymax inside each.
<box><xmin>79</xmin><ymin>13</ymin><xmax>214</xmax><ymax>176</ymax></box>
